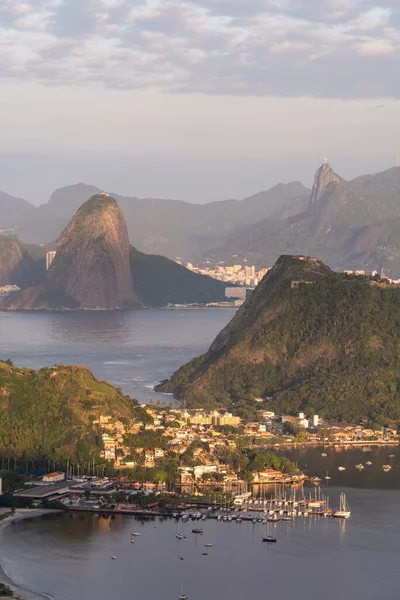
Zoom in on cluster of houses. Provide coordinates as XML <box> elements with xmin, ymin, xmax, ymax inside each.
<box><xmin>91</xmin><ymin>407</ymin><xmax>398</xmax><ymax>483</ymax></box>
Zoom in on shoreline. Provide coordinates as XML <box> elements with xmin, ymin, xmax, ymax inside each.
<box><xmin>0</xmin><ymin>509</ymin><xmax>61</xmax><ymax>600</ymax></box>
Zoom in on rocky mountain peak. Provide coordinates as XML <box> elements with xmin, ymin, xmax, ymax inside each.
<box><xmin>308</xmin><ymin>162</ymin><xmax>344</xmax><ymax>216</ymax></box>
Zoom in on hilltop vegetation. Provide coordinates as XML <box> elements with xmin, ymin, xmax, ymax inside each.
<box><xmin>0</xmin><ymin>361</ymin><xmax>145</xmax><ymax>462</ymax></box>
<box><xmin>129</xmin><ymin>246</ymin><xmax>225</xmax><ymax>306</ymax></box>
<box><xmin>162</xmin><ymin>256</ymin><xmax>400</xmax><ymax>426</ymax></box>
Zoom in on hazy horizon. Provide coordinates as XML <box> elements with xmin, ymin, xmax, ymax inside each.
<box><xmin>1</xmin><ymin>150</ymin><xmax>399</xmax><ymax>207</ymax></box>
<box><xmin>1</xmin><ymin>1</ymin><xmax>399</xmax><ymax>205</ymax></box>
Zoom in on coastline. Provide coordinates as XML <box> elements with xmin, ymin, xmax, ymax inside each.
<box><xmin>0</xmin><ymin>509</ymin><xmax>61</xmax><ymax>600</ymax></box>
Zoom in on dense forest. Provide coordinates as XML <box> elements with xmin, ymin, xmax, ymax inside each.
<box><xmin>0</xmin><ymin>361</ymin><xmax>144</xmax><ymax>463</ymax></box>
<box><xmin>163</xmin><ymin>256</ymin><xmax>400</xmax><ymax>426</ymax></box>
<box><xmin>129</xmin><ymin>246</ymin><xmax>225</xmax><ymax>306</ymax></box>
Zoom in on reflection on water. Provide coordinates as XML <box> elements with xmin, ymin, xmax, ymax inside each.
<box><xmin>0</xmin><ymin>308</ymin><xmax>235</xmax><ymax>402</ymax></box>
<box><xmin>2</xmin><ymin>486</ymin><xmax>400</xmax><ymax>600</ymax></box>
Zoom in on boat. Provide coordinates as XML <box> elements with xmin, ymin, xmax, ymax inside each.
<box><xmin>131</xmin><ymin>532</ymin><xmax>141</xmax><ymax>537</ymax></box>
<box><xmin>192</xmin><ymin>528</ymin><xmax>203</xmax><ymax>534</ymax></box>
<box><xmin>204</xmin><ymin>543</ymin><xmax>213</xmax><ymax>547</ymax></box>
<box><xmin>389</xmin><ymin>454</ymin><xmax>395</xmax><ymax>458</ymax></box>
<box><xmin>130</xmin><ymin>538</ymin><xmax>135</xmax><ymax>543</ymax></box>
<box><xmin>382</xmin><ymin>464</ymin><xmax>392</xmax><ymax>472</ymax></box>
<box><xmin>111</xmin><ymin>556</ymin><xmax>117</xmax><ymax>560</ymax></box>
<box><xmin>321</xmin><ymin>453</ymin><xmax>327</xmax><ymax>457</ymax></box>
<box><xmin>333</xmin><ymin>492</ymin><xmax>351</xmax><ymax>519</ymax></box>
<box><xmin>325</xmin><ymin>472</ymin><xmax>331</xmax><ymax>480</ymax></box>
<box><xmin>236</xmin><ymin>517</ymin><xmax>242</xmax><ymax>523</ymax></box>
<box><xmin>262</xmin><ymin>536</ymin><xmax>277</xmax><ymax>543</ymax></box>
<box><xmin>179</xmin><ymin>587</ymin><xmax>188</xmax><ymax>600</ymax></box>
<box><xmin>338</xmin><ymin>466</ymin><xmax>346</xmax><ymax>471</ymax></box>
<box><xmin>366</xmin><ymin>461</ymin><xmax>372</xmax><ymax>466</ymax></box>
<box><xmin>355</xmin><ymin>464</ymin><xmax>364</xmax><ymax>470</ymax></box>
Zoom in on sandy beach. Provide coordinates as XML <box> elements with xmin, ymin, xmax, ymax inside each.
<box><xmin>0</xmin><ymin>509</ymin><xmax>61</xmax><ymax>600</ymax></box>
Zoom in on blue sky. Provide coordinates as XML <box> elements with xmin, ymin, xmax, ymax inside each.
<box><xmin>1</xmin><ymin>0</ymin><xmax>399</xmax><ymax>204</ymax></box>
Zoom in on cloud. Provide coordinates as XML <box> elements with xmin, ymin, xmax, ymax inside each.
<box><xmin>1</xmin><ymin>0</ymin><xmax>399</xmax><ymax>98</ymax></box>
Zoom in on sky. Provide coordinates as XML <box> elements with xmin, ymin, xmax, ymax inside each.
<box><xmin>1</xmin><ymin>0</ymin><xmax>400</xmax><ymax>205</ymax></box>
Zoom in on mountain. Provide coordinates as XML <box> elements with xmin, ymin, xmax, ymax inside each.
<box><xmin>160</xmin><ymin>255</ymin><xmax>400</xmax><ymax>425</ymax></box>
<box><xmin>0</xmin><ymin>182</ymin><xmax>310</xmax><ymax>259</ymax></box>
<box><xmin>211</xmin><ymin>164</ymin><xmax>400</xmax><ymax>278</ymax></box>
<box><xmin>0</xmin><ymin>191</ymin><xmax>34</xmax><ymax>232</ymax></box>
<box><xmin>0</xmin><ymin>235</ymin><xmax>44</xmax><ymax>287</ymax></box>
<box><xmin>0</xmin><ymin>360</ymin><xmax>147</xmax><ymax>462</ymax></box>
<box><xmin>1</xmin><ymin>195</ymin><xmax>226</xmax><ymax>310</ymax></box>
<box><xmin>3</xmin><ymin>194</ymin><xmax>140</xmax><ymax>310</ymax></box>
<box><xmin>129</xmin><ymin>247</ymin><xmax>225</xmax><ymax>307</ymax></box>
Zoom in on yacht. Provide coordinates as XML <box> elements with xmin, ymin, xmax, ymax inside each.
<box><xmin>333</xmin><ymin>493</ymin><xmax>351</xmax><ymax>519</ymax></box>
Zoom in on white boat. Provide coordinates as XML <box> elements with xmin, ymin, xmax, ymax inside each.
<box><xmin>355</xmin><ymin>464</ymin><xmax>364</xmax><ymax>470</ymax></box>
<box><xmin>366</xmin><ymin>461</ymin><xmax>372</xmax><ymax>466</ymax></box>
<box><xmin>131</xmin><ymin>532</ymin><xmax>141</xmax><ymax>537</ymax></box>
<box><xmin>321</xmin><ymin>453</ymin><xmax>327</xmax><ymax>457</ymax></box>
<box><xmin>333</xmin><ymin>493</ymin><xmax>351</xmax><ymax>519</ymax></box>
<box><xmin>338</xmin><ymin>466</ymin><xmax>346</xmax><ymax>471</ymax></box>
<box><xmin>382</xmin><ymin>464</ymin><xmax>392</xmax><ymax>472</ymax></box>
<box><xmin>325</xmin><ymin>472</ymin><xmax>331</xmax><ymax>480</ymax></box>
<box><xmin>204</xmin><ymin>543</ymin><xmax>213</xmax><ymax>547</ymax></box>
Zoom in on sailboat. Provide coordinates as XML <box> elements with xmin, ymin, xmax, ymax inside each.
<box><xmin>176</xmin><ymin>521</ymin><xmax>184</xmax><ymax>540</ymax></box>
<box><xmin>333</xmin><ymin>492</ymin><xmax>351</xmax><ymax>519</ymax></box>
<box><xmin>325</xmin><ymin>472</ymin><xmax>331</xmax><ymax>480</ymax></box>
<box><xmin>262</xmin><ymin>522</ymin><xmax>277</xmax><ymax>543</ymax></box>
<box><xmin>179</xmin><ymin>588</ymin><xmax>188</xmax><ymax>600</ymax></box>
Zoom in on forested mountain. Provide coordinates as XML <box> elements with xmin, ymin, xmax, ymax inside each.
<box><xmin>160</xmin><ymin>255</ymin><xmax>400</xmax><ymax>425</ymax></box>
<box><xmin>0</xmin><ymin>361</ymin><xmax>146</xmax><ymax>462</ymax></box>
<box><xmin>211</xmin><ymin>164</ymin><xmax>400</xmax><ymax>278</ymax></box>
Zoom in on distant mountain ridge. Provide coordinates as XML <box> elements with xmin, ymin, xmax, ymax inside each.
<box><xmin>210</xmin><ymin>164</ymin><xmax>400</xmax><ymax>278</ymax></box>
<box><xmin>1</xmin><ymin>195</ymin><xmax>226</xmax><ymax>310</ymax></box>
<box><xmin>0</xmin><ymin>181</ymin><xmax>311</xmax><ymax>259</ymax></box>
<box><xmin>1</xmin><ymin>162</ymin><xmax>400</xmax><ymax>277</ymax></box>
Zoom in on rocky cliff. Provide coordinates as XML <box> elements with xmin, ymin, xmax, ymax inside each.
<box><xmin>3</xmin><ymin>194</ymin><xmax>141</xmax><ymax>310</ymax></box>
<box><xmin>161</xmin><ymin>255</ymin><xmax>400</xmax><ymax>424</ymax></box>
<box><xmin>307</xmin><ymin>162</ymin><xmax>344</xmax><ymax>216</ymax></box>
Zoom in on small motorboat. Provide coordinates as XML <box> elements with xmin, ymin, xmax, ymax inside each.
<box><xmin>338</xmin><ymin>466</ymin><xmax>346</xmax><ymax>471</ymax></box>
<box><xmin>111</xmin><ymin>556</ymin><xmax>117</xmax><ymax>560</ymax></box>
<box><xmin>176</xmin><ymin>533</ymin><xmax>184</xmax><ymax>540</ymax></box>
<box><xmin>382</xmin><ymin>464</ymin><xmax>392</xmax><ymax>472</ymax></box>
<box><xmin>204</xmin><ymin>543</ymin><xmax>213</xmax><ymax>547</ymax></box>
<box><xmin>321</xmin><ymin>453</ymin><xmax>327</xmax><ymax>457</ymax></box>
<box><xmin>192</xmin><ymin>528</ymin><xmax>203</xmax><ymax>534</ymax></box>
<box><xmin>201</xmin><ymin>552</ymin><xmax>208</xmax><ymax>556</ymax></box>
<box><xmin>355</xmin><ymin>464</ymin><xmax>364</xmax><ymax>470</ymax></box>
<box><xmin>366</xmin><ymin>461</ymin><xmax>372</xmax><ymax>466</ymax></box>
<box><xmin>131</xmin><ymin>532</ymin><xmax>141</xmax><ymax>537</ymax></box>
<box><xmin>262</xmin><ymin>536</ymin><xmax>277</xmax><ymax>543</ymax></box>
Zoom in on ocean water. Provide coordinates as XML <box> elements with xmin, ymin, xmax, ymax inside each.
<box><xmin>1</xmin><ymin>485</ymin><xmax>400</xmax><ymax>600</ymax></box>
<box><xmin>0</xmin><ymin>308</ymin><xmax>235</xmax><ymax>403</ymax></box>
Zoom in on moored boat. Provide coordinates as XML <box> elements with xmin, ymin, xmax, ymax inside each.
<box><xmin>333</xmin><ymin>492</ymin><xmax>351</xmax><ymax>519</ymax></box>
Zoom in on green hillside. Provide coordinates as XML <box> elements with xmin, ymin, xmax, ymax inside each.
<box><xmin>162</xmin><ymin>256</ymin><xmax>400</xmax><ymax>425</ymax></box>
<box><xmin>130</xmin><ymin>246</ymin><xmax>226</xmax><ymax>306</ymax></box>
<box><xmin>0</xmin><ymin>361</ymin><xmax>145</xmax><ymax>462</ymax></box>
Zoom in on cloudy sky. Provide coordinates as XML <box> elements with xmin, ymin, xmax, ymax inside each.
<box><xmin>1</xmin><ymin>0</ymin><xmax>399</xmax><ymax>204</ymax></box>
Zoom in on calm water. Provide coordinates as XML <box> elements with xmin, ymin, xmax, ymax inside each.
<box><xmin>2</xmin><ymin>485</ymin><xmax>400</xmax><ymax>600</ymax></box>
<box><xmin>0</xmin><ymin>308</ymin><xmax>235</xmax><ymax>403</ymax></box>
